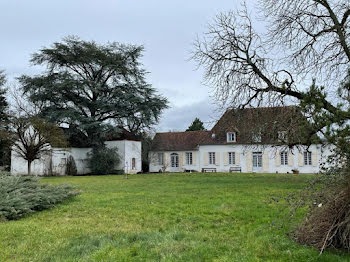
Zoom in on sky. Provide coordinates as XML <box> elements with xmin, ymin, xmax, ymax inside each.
<box><xmin>0</xmin><ymin>0</ymin><xmax>256</xmax><ymax>132</ymax></box>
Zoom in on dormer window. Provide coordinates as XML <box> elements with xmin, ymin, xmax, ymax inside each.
<box><xmin>227</xmin><ymin>132</ymin><xmax>236</xmax><ymax>142</ymax></box>
<box><xmin>278</xmin><ymin>131</ymin><xmax>288</xmax><ymax>142</ymax></box>
<box><xmin>252</xmin><ymin>133</ymin><xmax>262</xmax><ymax>143</ymax></box>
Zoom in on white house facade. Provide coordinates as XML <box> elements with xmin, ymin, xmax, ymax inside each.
<box><xmin>149</xmin><ymin>107</ymin><xmax>333</xmax><ymax>174</ymax></box>
<box><xmin>149</xmin><ymin>144</ymin><xmax>332</xmax><ymax>174</ymax></box>
<box><xmin>11</xmin><ymin>135</ymin><xmax>142</xmax><ymax>176</ymax></box>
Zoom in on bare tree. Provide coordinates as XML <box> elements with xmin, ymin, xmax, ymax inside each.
<box><xmin>193</xmin><ymin>0</ymin><xmax>350</xmax><ymax>144</ymax></box>
<box><xmin>193</xmin><ymin>1</ymin><xmax>350</xmax><ymax>252</ymax></box>
<box><xmin>11</xmin><ymin>117</ymin><xmax>66</xmax><ymax>175</ymax></box>
<box><xmin>8</xmin><ymin>85</ymin><xmax>67</xmax><ymax>175</ymax></box>
<box><xmin>11</xmin><ymin>117</ymin><xmax>67</xmax><ymax>175</ymax></box>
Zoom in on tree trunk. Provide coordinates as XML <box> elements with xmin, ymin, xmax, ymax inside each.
<box><xmin>27</xmin><ymin>160</ymin><xmax>32</xmax><ymax>176</ymax></box>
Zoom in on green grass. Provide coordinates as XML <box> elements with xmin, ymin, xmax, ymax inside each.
<box><xmin>0</xmin><ymin>173</ymin><xmax>349</xmax><ymax>261</ymax></box>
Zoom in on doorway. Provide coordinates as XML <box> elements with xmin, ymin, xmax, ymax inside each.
<box><xmin>252</xmin><ymin>152</ymin><xmax>263</xmax><ymax>172</ymax></box>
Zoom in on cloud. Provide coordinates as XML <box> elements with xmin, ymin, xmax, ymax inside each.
<box><xmin>155</xmin><ymin>97</ymin><xmax>225</xmax><ymax>132</ymax></box>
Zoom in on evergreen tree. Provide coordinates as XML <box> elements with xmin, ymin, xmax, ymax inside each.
<box><xmin>0</xmin><ymin>71</ymin><xmax>10</xmax><ymax>167</ymax></box>
<box><xmin>186</xmin><ymin>118</ymin><xmax>206</xmax><ymax>131</ymax></box>
<box><xmin>19</xmin><ymin>36</ymin><xmax>168</xmax><ymax>146</ymax></box>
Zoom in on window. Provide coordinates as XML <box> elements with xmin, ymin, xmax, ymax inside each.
<box><xmin>227</xmin><ymin>132</ymin><xmax>236</xmax><ymax>142</ymax></box>
<box><xmin>280</xmin><ymin>151</ymin><xmax>288</xmax><ymax>165</ymax></box>
<box><xmin>304</xmin><ymin>151</ymin><xmax>312</xmax><ymax>165</ymax></box>
<box><xmin>228</xmin><ymin>152</ymin><xmax>235</xmax><ymax>165</ymax></box>
<box><xmin>209</xmin><ymin>152</ymin><xmax>215</xmax><ymax>165</ymax></box>
<box><xmin>171</xmin><ymin>153</ymin><xmax>179</xmax><ymax>167</ymax></box>
<box><xmin>278</xmin><ymin>131</ymin><xmax>288</xmax><ymax>142</ymax></box>
<box><xmin>253</xmin><ymin>152</ymin><xmax>263</xmax><ymax>168</ymax></box>
<box><xmin>186</xmin><ymin>152</ymin><xmax>193</xmax><ymax>165</ymax></box>
<box><xmin>157</xmin><ymin>153</ymin><xmax>164</xmax><ymax>165</ymax></box>
<box><xmin>132</xmin><ymin>158</ymin><xmax>136</xmax><ymax>169</ymax></box>
<box><xmin>252</xmin><ymin>133</ymin><xmax>262</xmax><ymax>143</ymax></box>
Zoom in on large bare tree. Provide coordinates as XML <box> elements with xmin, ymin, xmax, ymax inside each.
<box><xmin>193</xmin><ymin>0</ymin><xmax>350</xmax><ymax>147</ymax></box>
<box><xmin>194</xmin><ymin>0</ymin><xmax>350</xmax><ymax>252</ymax></box>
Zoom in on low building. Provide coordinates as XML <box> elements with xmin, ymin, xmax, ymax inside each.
<box><xmin>11</xmin><ymin>129</ymin><xmax>142</xmax><ymax>176</ymax></box>
<box><xmin>149</xmin><ymin>107</ymin><xmax>332</xmax><ymax>173</ymax></box>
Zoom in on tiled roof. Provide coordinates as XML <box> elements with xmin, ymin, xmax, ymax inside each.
<box><xmin>210</xmin><ymin>106</ymin><xmax>306</xmax><ymax>145</ymax></box>
<box><xmin>151</xmin><ymin>106</ymin><xmax>314</xmax><ymax>151</ymax></box>
<box><xmin>150</xmin><ymin>130</ymin><xmax>212</xmax><ymax>151</ymax></box>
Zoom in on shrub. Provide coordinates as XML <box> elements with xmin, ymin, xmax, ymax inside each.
<box><xmin>66</xmin><ymin>155</ymin><xmax>77</xmax><ymax>176</ymax></box>
<box><xmin>87</xmin><ymin>146</ymin><xmax>120</xmax><ymax>175</ymax></box>
<box><xmin>290</xmin><ymin>166</ymin><xmax>350</xmax><ymax>253</ymax></box>
<box><xmin>0</xmin><ymin>173</ymin><xmax>80</xmax><ymax>220</ymax></box>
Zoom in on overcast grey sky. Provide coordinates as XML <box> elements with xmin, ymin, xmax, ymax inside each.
<box><xmin>0</xmin><ymin>0</ymin><xmax>257</xmax><ymax>131</ymax></box>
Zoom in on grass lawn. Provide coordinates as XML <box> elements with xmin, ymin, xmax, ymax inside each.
<box><xmin>0</xmin><ymin>173</ymin><xmax>349</xmax><ymax>261</ymax></box>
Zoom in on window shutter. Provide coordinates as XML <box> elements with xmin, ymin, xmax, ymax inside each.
<box><xmin>150</xmin><ymin>152</ymin><xmax>156</xmax><ymax>165</ymax></box>
<box><xmin>224</xmin><ymin>152</ymin><xmax>229</xmax><ymax>165</ymax></box>
<box><xmin>192</xmin><ymin>152</ymin><xmax>196</xmax><ymax>165</ymax></box>
<box><xmin>236</xmin><ymin>152</ymin><xmax>240</xmax><ymax>166</ymax></box>
<box><xmin>275</xmin><ymin>152</ymin><xmax>280</xmax><ymax>167</ymax></box>
<box><xmin>204</xmin><ymin>152</ymin><xmax>208</xmax><ymax>166</ymax></box>
<box><xmin>246</xmin><ymin>152</ymin><xmax>252</xmax><ymax>172</ymax></box>
<box><xmin>298</xmin><ymin>153</ymin><xmax>304</xmax><ymax>167</ymax></box>
<box><xmin>312</xmin><ymin>152</ymin><xmax>317</xmax><ymax>167</ymax></box>
<box><xmin>215</xmin><ymin>152</ymin><xmax>220</xmax><ymax>166</ymax></box>
<box><xmin>165</xmin><ymin>153</ymin><xmax>170</xmax><ymax>168</ymax></box>
<box><xmin>180</xmin><ymin>152</ymin><xmax>184</xmax><ymax>166</ymax></box>
<box><xmin>263</xmin><ymin>152</ymin><xmax>269</xmax><ymax>172</ymax></box>
<box><xmin>288</xmin><ymin>152</ymin><xmax>294</xmax><ymax>167</ymax></box>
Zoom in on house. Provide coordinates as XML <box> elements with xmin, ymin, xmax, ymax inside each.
<box><xmin>11</xmin><ymin>128</ymin><xmax>142</xmax><ymax>176</ymax></box>
<box><xmin>149</xmin><ymin>106</ymin><xmax>332</xmax><ymax>173</ymax></box>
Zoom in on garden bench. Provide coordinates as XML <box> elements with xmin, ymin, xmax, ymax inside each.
<box><xmin>229</xmin><ymin>166</ymin><xmax>242</xmax><ymax>173</ymax></box>
<box><xmin>202</xmin><ymin>168</ymin><xmax>217</xmax><ymax>173</ymax></box>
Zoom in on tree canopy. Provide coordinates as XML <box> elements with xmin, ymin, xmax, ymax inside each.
<box><xmin>193</xmin><ymin>0</ymin><xmax>350</xmax><ymax>150</ymax></box>
<box><xmin>0</xmin><ymin>71</ymin><xmax>10</xmax><ymax>167</ymax></box>
<box><xmin>0</xmin><ymin>71</ymin><xmax>8</xmax><ymax>125</ymax></box>
<box><xmin>186</xmin><ymin>118</ymin><xmax>206</xmax><ymax>131</ymax></box>
<box><xmin>193</xmin><ymin>0</ymin><xmax>350</xmax><ymax>252</ymax></box>
<box><xmin>19</xmin><ymin>36</ymin><xmax>168</xmax><ymax>146</ymax></box>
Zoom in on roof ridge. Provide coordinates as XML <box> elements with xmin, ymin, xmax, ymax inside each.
<box><xmin>156</xmin><ymin>130</ymin><xmax>210</xmax><ymax>135</ymax></box>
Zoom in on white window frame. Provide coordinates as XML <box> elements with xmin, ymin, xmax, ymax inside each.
<box><xmin>226</xmin><ymin>132</ymin><xmax>237</xmax><ymax>142</ymax></box>
<box><xmin>252</xmin><ymin>133</ymin><xmax>262</xmax><ymax>143</ymax></box>
<box><xmin>278</xmin><ymin>131</ymin><xmax>288</xmax><ymax>142</ymax></box>
<box><xmin>186</xmin><ymin>152</ymin><xmax>193</xmax><ymax>165</ymax></box>
<box><xmin>228</xmin><ymin>152</ymin><xmax>235</xmax><ymax>165</ymax></box>
<box><xmin>132</xmin><ymin>158</ymin><xmax>136</xmax><ymax>170</ymax></box>
<box><xmin>304</xmin><ymin>151</ymin><xmax>312</xmax><ymax>165</ymax></box>
<box><xmin>209</xmin><ymin>152</ymin><xmax>215</xmax><ymax>165</ymax></box>
<box><xmin>171</xmin><ymin>153</ymin><xmax>179</xmax><ymax>167</ymax></box>
<box><xmin>157</xmin><ymin>153</ymin><xmax>164</xmax><ymax>165</ymax></box>
<box><xmin>280</xmin><ymin>151</ymin><xmax>288</xmax><ymax>165</ymax></box>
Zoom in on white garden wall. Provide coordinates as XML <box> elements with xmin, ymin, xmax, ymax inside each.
<box><xmin>11</xmin><ymin>140</ymin><xmax>142</xmax><ymax>176</ymax></box>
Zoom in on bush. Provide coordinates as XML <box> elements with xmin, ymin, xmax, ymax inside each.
<box><xmin>0</xmin><ymin>174</ymin><xmax>80</xmax><ymax>220</ymax></box>
<box><xmin>295</xmin><ymin>189</ymin><xmax>350</xmax><ymax>252</ymax></box>
<box><xmin>65</xmin><ymin>155</ymin><xmax>77</xmax><ymax>176</ymax></box>
<box><xmin>289</xmin><ymin>166</ymin><xmax>350</xmax><ymax>253</ymax></box>
<box><xmin>88</xmin><ymin>146</ymin><xmax>120</xmax><ymax>175</ymax></box>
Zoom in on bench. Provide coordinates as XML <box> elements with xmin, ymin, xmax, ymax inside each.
<box><xmin>184</xmin><ymin>169</ymin><xmax>198</xmax><ymax>173</ymax></box>
<box><xmin>202</xmin><ymin>168</ymin><xmax>217</xmax><ymax>173</ymax></box>
<box><xmin>229</xmin><ymin>166</ymin><xmax>242</xmax><ymax>173</ymax></box>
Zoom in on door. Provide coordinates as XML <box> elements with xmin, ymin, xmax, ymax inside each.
<box><xmin>170</xmin><ymin>153</ymin><xmax>179</xmax><ymax>172</ymax></box>
<box><xmin>252</xmin><ymin>152</ymin><xmax>263</xmax><ymax>172</ymax></box>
